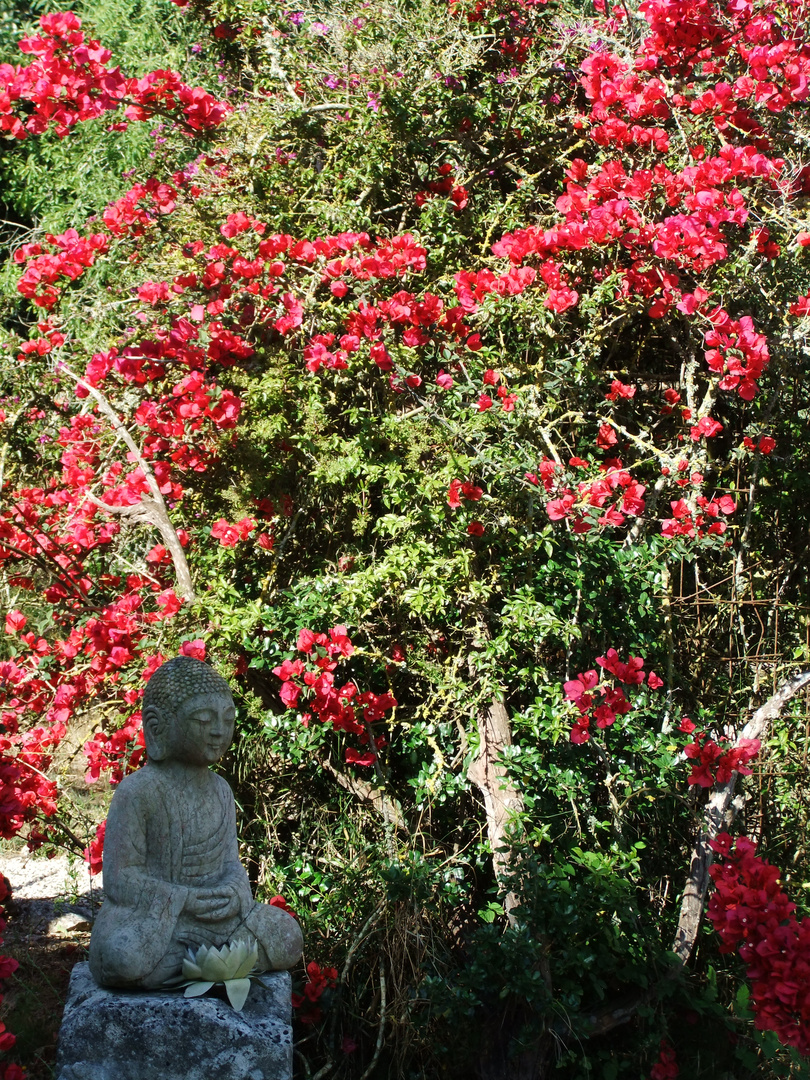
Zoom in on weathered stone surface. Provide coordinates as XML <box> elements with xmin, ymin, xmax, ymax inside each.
<box><xmin>89</xmin><ymin>655</ymin><xmax>302</xmax><ymax>989</ymax></box>
<box><xmin>56</xmin><ymin>962</ymin><xmax>293</xmax><ymax>1080</ymax></box>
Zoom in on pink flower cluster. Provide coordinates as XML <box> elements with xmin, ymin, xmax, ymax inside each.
<box><xmin>709</xmin><ymin>833</ymin><xmax>810</xmax><ymax>1054</ymax></box>
<box><xmin>563</xmin><ymin>648</ymin><xmax>663</xmax><ymax>743</ymax></box>
<box><xmin>274</xmin><ymin>627</ymin><xmax>397</xmax><ymax>766</ymax></box>
<box><xmin>487</xmin><ymin>145</ymin><xmax>778</xmax><ymax>396</ymax></box>
<box><xmin>0</xmin><ymin>495</ymin><xmax>194</xmax><ymax>824</ymax></box>
<box><xmin>0</xmin><ymin>718</ymin><xmax>61</xmax><ymax>840</ymax></box>
<box><xmin>103</xmin><ymin>177</ymin><xmax>184</xmax><ymax>236</ymax></box>
<box><xmin>83</xmin><ymin>820</ymin><xmax>106</xmax><ymax>876</ymax></box>
<box><xmin>531</xmin><ymin>456</ymin><xmax>646</xmax><ymax>533</ymax></box>
<box><xmin>681</xmin><ymin>723</ymin><xmax>760</xmax><ymax>787</ymax></box>
<box><xmin>0</xmin><ymin>11</ymin><xmax>230</xmax><ymax>140</ymax></box>
<box><xmin>84</xmin><ymin>714</ymin><xmax>145</xmax><ymax>786</ymax></box>
<box><xmin>14</xmin><ymin>229</ymin><xmax>109</xmax><ymax>310</ymax></box>
<box><xmin>660</xmin><ymin>493</ymin><xmax>736</xmax><ymax>539</ymax></box>
<box><xmin>211</xmin><ymin>516</ymin><xmax>258</xmax><ymax>547</ymax></box>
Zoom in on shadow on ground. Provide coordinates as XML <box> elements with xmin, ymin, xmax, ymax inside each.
<box><xmin>0</xmin><ymin>853</ymin><xmax>102</xmax><ymax>1079</ymax></box>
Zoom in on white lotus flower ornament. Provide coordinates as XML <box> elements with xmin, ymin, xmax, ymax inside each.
<box><xmin>180</xmin><ymin>938</ymin><xmax>259</xmax><ymax>1011</ymax></box>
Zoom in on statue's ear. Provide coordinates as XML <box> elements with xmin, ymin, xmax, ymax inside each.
<box><xmin>143</xmin><ymin>704</ymin><xmax>167</xmax><ymax>762</ymax></box>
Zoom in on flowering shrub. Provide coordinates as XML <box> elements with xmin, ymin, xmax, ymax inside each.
<box><xmin>1</xmin><ymin>0</ymin><xmax>810</xmax><ymax>1074</ymax></box>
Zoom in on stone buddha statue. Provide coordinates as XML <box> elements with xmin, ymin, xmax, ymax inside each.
<box><xmin>89</xmin><ymin>656</ymin><xmax>302</xmax><ymax>990</ymax></box>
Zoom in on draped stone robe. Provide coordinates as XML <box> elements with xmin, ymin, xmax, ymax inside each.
<box><xmin>90</xmin><ymin>763</ymin><xmax>278</xmax><ymax>989</ymax></box>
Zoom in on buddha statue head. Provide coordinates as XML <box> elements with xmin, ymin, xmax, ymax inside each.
<box><xmin>142</xmin><ymin>656</ymin><xmax>236</xmax><ymax>766</ymax></box>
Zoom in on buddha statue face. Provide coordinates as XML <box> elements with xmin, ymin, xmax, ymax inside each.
<box><xmin>142</xmin><ymin>656</ymin><xmax>236</xmax><ymax>765</ymax></box>
<box><xmin>166</xmin><ymin>692</ymin><xmax>236</xmax><ymax>766</ymax></box>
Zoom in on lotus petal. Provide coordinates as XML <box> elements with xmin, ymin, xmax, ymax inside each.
<box><xmin>184</xmin><ymin>980</ymin><xmax>215</xmax><ymax>998</ymax></box>
<box><xmin>232</xmin><ymin>939</ymin><xmax>259</xmax><ymax>980</ymax></box>
<box><xmin>224</xmin><ymin>978</ymin><xmax>252</xmax><ymax>1012</ymax></box>
<box><xmin>199</xmin><ymin>944</ymin><xmax>231</xmax><ymax>982</ymax></box>
<box><xmin>227</xmin><ymin>939</ymin><xmax>247</xmax><ymax>971</ymax></box>
<box><xmin>182</xmin><ymin>955</ymin><xmax>204</xmax><ymax>980</ymax></box>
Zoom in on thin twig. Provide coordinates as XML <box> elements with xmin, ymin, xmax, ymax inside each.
<box><xmin>358</xmin><ymin>957</ymin><xmax>387</xmax><ymax>1080</ymax></box>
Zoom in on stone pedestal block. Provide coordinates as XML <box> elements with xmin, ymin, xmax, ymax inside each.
<box><xmin>56</xmin><ymin>963</ymin><xmax>292</xmax><ymax>1080</ymax></box>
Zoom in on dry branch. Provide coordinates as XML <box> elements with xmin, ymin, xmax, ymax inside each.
<box><xmin>319</xmin><ymin>758</ymin><xmax>407</xmax><ymax>832</ymax></box>
<box><xmin>59</xmin><ymin>368</ymin><xmax>196</xmax><ymax>601</ymax></box>
<box><xmin>357</xmin><ymin>958</ymin><xmax>387</xmax><ymax>1080</ymax></box>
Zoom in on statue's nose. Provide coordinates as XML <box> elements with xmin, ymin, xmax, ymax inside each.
<box><xmin>210</xmin><ymin>709</ymin><xmax>232</xmax><ymax>737</ymax></box>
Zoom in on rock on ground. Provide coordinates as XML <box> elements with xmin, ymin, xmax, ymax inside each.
<box><xmin>56</xmin><ymin>963</ymin><xmax>293</xmax><ymax>1080</ymax></box>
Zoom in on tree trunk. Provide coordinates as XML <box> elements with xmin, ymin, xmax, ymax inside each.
<box><xmin>468</xmin><ymin>698</ymin><xmax>554</xmax><ymax>1080</ymax></box>
<box><xmin>468</xmin><ymin>697</ymin><xmax>525</xmax><ymax>921</ymax></box>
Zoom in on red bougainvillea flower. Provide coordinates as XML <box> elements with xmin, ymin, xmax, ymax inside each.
<box><xmin>292</xmin><ymin>960</ymin><xmax>338</xmax><ymax>1023</ymax></box>
<box><xmin>211</xmin><ymin>516</ymin><xmax>257</xmax><ymax>547</ymax></box>
<box><xmin>4</xmin><ymin>611</ymin><xmax>26</xmax><ymax>634</ymax></box>
<box><xmin>84</xmin><ymin>819</ymin><xmax>106</xmax><ymax>875</ymax></box>
<box><xmin>269</xmin><ymin>894</ymin><xmax>298</xmax><ymax>919</ymax></box>
<box><xmin>274</xmin><ymin>627</ymin><xmax>395</xmax><ymax>763</ymax></box>
<box><xmin>563</xmin><ymin>650</ymin><xmax>664</xmax><ymax>741</ymax></box>
<box><xmin>179</xmin><ymin>639</ymin><xmax>206</xmax><ymax>661</ymax></box>
<box><xmin>684</xmin><ymin>732</ymin><xmax>760</xmax><ymax>787</ymax></box>
<box><xmin>709</xmin><ymin>834</ymin><xmax>810</xmax><ymax>1054</ymax></box>
<box><xmin>649</xmin><ymin>1039</ymin><xmax>679</xmax><ymax>1080</ymax></box>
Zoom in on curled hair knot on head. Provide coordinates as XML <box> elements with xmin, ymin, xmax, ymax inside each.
<box><xmin>142</xmin><ymin>656</ymin><xmax>232</xmax><ymax>761</ymax></box>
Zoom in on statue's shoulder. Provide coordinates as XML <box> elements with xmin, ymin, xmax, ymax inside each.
<box><xmin>111</xmin><ymin>764</ymin><xmax>162</xmax><ymax>804</ymax></box>
<box><xmin>210</xmin><ymin>769</ymin><xmax>235</xmax><ymax>800</ymax></box>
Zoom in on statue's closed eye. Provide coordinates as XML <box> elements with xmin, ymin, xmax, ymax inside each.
<box><xmin>190</xmin><ymin>712</ymin><xmax>234</xmax><ymax>726</ymax></box>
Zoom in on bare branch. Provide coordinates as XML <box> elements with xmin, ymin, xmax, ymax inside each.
<box><xmin>318</xmin><ymin>758</ymin><xmax>408</xmax><ymax>832</ymax></box>
<box><xmin>57</xmin><ymin>367</ymin><xmax>195</xmax><ymax>601</ymax></box>
<box><xmin>358</xmin><ymin>958</ymin><xmax>387</xmax><ymax>1080</ymax></box>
